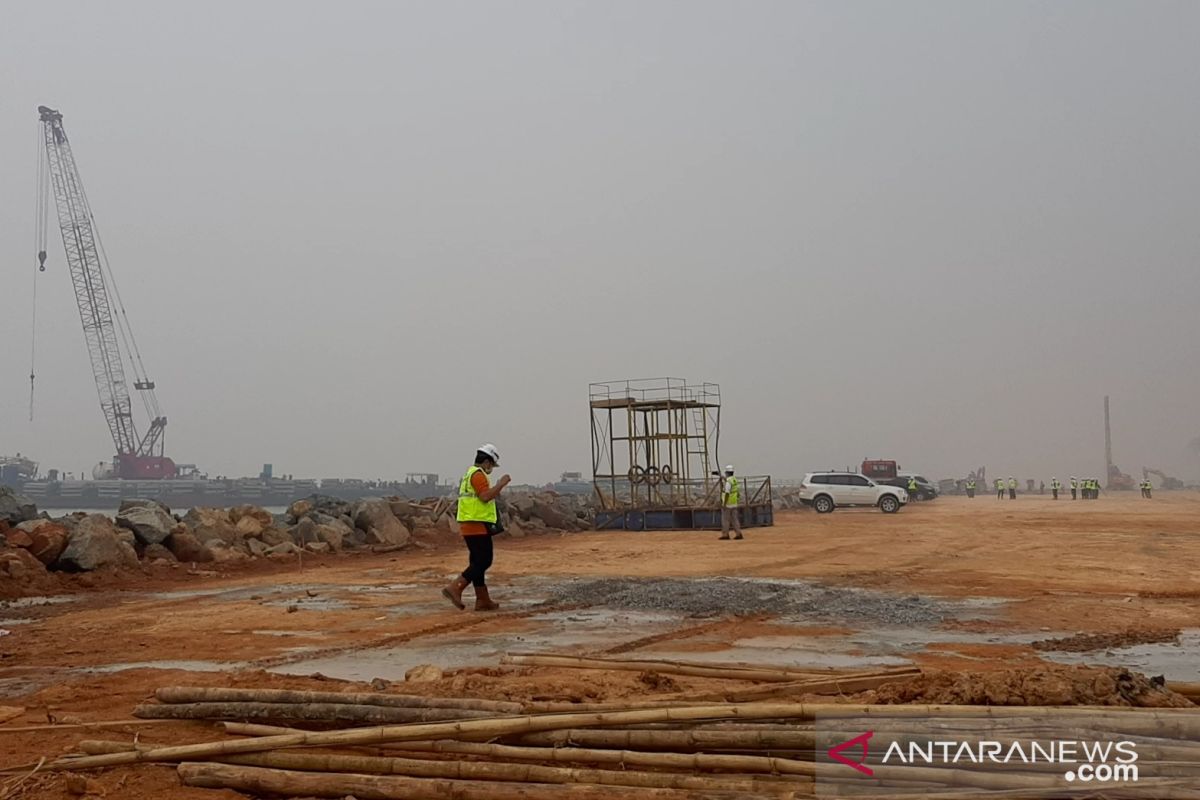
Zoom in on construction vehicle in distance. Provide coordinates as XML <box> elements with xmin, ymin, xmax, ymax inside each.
<box><xmin>1104</xmin><ymin>396</ymin><xmax>1136</xmax><ymax>490</ymax></box>
<box><xmin>36</xmin><ymin>106</ymin><xmax>177</xmax><ymax>479</ymax></box>
<box><xmin>860</xmin><ymin>460</ymin><xmax>937</xmax><ymax>500</ymax></box>
<box><xmin>1143</xmin><ymin>467</ymin><xmax>1184</xmax><ymax>491</ymax></box>
<box><xmin>861</xmin><ymin>459</ymin><xmax>900</xmax><ymax>482</ymax></box>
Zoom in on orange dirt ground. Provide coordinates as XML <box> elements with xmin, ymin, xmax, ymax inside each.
<box><xmin>1</xmin><ymin>493</ymin><xmax>1198</xmax><ymax>798</ymax></box>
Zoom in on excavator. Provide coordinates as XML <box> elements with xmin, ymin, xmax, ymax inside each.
<box><xmin>1143</xmin><ymin>467</ymin><xmax>1184</xmax><ymax>491</ymax></box>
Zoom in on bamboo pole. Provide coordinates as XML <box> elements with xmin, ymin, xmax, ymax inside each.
<box><xmin>79</xmin><ymin>742</ymin><xmax>799</xmax><ymax>791</ymax></box>
<box><xmin>29</xmin><ymin>703</ymin><xmax>1200</xmax><ymax>773</ymax></box>
<box><xmin>501</xmin><ymin>653</ymin><xmax>849</xmax><ymax>682</ymax></box>
<box><xmin>509</xmin><ymin>727</ymin><xmax>819</xmax><ymax>752</ymax></box>
<box><xmin>177</xmin><ymin>763</ymin><xmax>788</xmax><ymax>799</ymax></box>
<box><xmin>220</xmin><ymin>721</ymin><xmax>306</xmax><ymax>736</ymax></box>
<box><xmin>154</xmin><ymin>686</ymin><xmax>713</xmax><ymax>715</ymax></box>
<box><xmin>155</xmin><ymin>687</ymin><xmax>525</xmax><ymax>714</ymax></box>
<box><xmin>379</xmin><ymin>739</ymin><xmax>817</xmax><ymax>774</ymax></box>
<box><xmin>179</xmin><ymin>756</ymin><xmax>1200</xmax><ymax>797</ymax></box>
<box><xmin>134</xmin><ymin>702</ymin><xmax>489</xmax><ymax>724</ymax></box>
<box><xmin>219</xmin><ymin>721</ymin><xmax>820</xmax><ymax>753</ymax></box>
<box><xmin>28</xmin><ymin>703</ymin><xmax>826</xmax><ymax>772</ymax></box>
<box><xmin>672</xmin><ymin>671</ymin><xmax>920</xmax><ymax>703</ymax></box>
<box><xmin>1168</xmin><ymin>682</ymin><xmax>1200</xmax><ymax>700</ymax></box>
<box><xmin>0</xmin><ymin>719</ymin><xmax>179</xmax><ymax>735</ymax></box>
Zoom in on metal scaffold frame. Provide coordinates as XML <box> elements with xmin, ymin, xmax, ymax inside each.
<box><xmin>589</xmin><ymin>378</ymin><xmax>773</xmax><ymax>531</ymax></box>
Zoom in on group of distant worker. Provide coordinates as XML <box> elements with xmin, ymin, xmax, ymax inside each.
<box><xmin>960</xmin><ymin>476</ymin><xmax>1152</xmax><ymax>500</ymax></box>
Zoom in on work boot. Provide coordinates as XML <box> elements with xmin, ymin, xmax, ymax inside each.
<box><xmin>441</xmin><ymin>575</ymin><xmax>469</xmax><ymax>610</ymax></box>
<box><xmin>734</xmin><ymin>534</ymin><xmax>744</xmax><ymax>540</ymax></box>
<box><xmin>718</xmin><ymin>534</ymin><xmax>730</xmax><ymax>540</ymax></box>
<box><xmin>474</xmin><ymin>585</ymin><xmax>500</xmax><ymax>612</ymax></box>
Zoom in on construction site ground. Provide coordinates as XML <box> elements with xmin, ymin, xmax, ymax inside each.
<box><xmin>2</xmin><ymin>492</ymin><xmax>1198</xmax><ymax>798</ymax></box>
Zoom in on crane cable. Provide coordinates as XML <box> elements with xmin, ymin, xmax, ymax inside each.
<box><xmin>31</xmin><ymin>126</ymin><xmax>49</xmax><ymax>422</ymax></box>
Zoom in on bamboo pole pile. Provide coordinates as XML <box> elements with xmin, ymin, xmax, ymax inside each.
<box><xmin>18</xmin><ymin>655</ymin><xmax>1200</xmax><ymax>798</ymax></box>
<box><xmin>43</xmin><ymin>697</ymin><xmax>1200</xmax><ymax>799</ymax></box>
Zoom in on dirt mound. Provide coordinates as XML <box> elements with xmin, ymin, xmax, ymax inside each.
<box><xmin>1032</xmin><ymin>629</ymin><xmax>1180</xmax><ymax>652</ymax></box>
<box><xmin>870</xmin><ymin>665</ymin><xmax>1194</xmax><ymax>707</ymax></box>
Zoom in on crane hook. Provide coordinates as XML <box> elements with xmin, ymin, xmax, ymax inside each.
<box><xmin>37</xmin><ymin>250</ymin><xmax>47</xmax><ymax>272</ymax></box>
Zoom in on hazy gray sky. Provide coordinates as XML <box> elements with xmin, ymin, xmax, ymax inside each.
<box><xmin>2</xmin><ymin>1</ymin><xmax>1198</xmax><ymax>485</ymax></box>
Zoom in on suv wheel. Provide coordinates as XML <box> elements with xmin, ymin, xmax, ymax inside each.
<box><xmin>813</xmin><ymin>495</ymin><xmax>835</xmax><ymax>514</ymax></box>
<box><xmin>879</xmin><ymin>495</ymin><xmax>900</xmax><ymax>513</ymax></box>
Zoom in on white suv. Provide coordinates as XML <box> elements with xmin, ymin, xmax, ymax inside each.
<box><xmin>798</xmin><ymin>472</ymin><xmax>908</xmax><ymax>513</ymax></box>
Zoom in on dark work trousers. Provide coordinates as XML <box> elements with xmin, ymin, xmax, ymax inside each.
<box><xmin>1008</xmin><ymin>488</ymin><xmax>1016</xmax><ymax>499</ymax></box>
<box><xmin>461</xmin><ymin>535</ymin><xmax>494</xmax><ymax>587</ymax></box>
<box><xmin>1052</xmin><ymin>489</ymin><xmax>1059</xmax><ymax>500</ymax></box>
<box><xmin>1071</xmin><ymin>488</ymin><xmax>1077</xmax><ymax>500</ymax></box>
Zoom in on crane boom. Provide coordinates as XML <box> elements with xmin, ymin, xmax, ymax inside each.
<box><xmin>37</xmin><ymin>105</ymin><xmax>175</xmax><ymax>480</ymax></box>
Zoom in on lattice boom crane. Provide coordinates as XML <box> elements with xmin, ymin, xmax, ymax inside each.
<box><xmin>36</xmin><ymin>105</ymin><xmax>176</xmax><ymax>479</ymax></box>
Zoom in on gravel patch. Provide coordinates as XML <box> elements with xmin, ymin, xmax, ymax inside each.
<box><xmin>540</xmin><ymin>577</ymin><xmax>947</xmax><ymax>626</ymax></box>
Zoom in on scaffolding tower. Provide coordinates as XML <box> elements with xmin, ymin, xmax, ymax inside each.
<box><xmin>589</xmin><ymin>378</ymin><xmax>773</xmax><ymax>530</ymax></box>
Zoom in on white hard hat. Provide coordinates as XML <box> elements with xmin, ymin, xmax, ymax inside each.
<box><xmin>476</xmin><ymin>443</ymin><xmax>500</xmax><ymax>464</ymax></box>
<box><xmin>724</xmin><ymin>465</ymin><xmax>735</xmax><ymax>473</ymax></box>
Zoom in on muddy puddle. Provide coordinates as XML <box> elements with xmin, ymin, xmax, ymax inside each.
<box><xmin>271</xmin><ymin>608</ymin><xmax>682</xmax><ymax>682</ymax></box>
<box><xmin>1041</xmin><ymin>629</ymin><xmax>1200</xmax><ymax>682</ymax></box>
<box><xmin>646</xmin><ymin>626</ymin><xmax>1051</xmax><ymax>670</ymax></box>
<box><xmin>264</xmin><ymin>577</ymin><xmax>1023</xmax><ymax>680</ymax></box>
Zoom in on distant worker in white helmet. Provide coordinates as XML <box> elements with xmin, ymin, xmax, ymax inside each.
<box><xmin>442</xmin><ymin>443</ymin><xmax>511</xmax><ymax>612</ymax></box>
<box><xmin>718</xmin><ymin>465</ymin><xmax>744</xmax><ymax>541</ymax></box>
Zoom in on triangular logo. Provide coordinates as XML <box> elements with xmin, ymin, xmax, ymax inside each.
<box><xmin>828</xmin><ymin>730</ymin><xmax>874</xmax><ymax>776</ymax></box>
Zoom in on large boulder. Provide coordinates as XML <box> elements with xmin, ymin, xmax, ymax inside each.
<box><xmin>507</xmin><ymin>493</ymin><xmax>536</xmax><ymax>521</ymax></box>
<box><xmin>118</xmin><ymin>498</ymin><xmax>172</xmax><ymax>516</ymax></box>
<box><xmin>286</xmin><ymin>499</ymin><xmax>313</xmax><ymax>522</ymax></box>
<box><xmin>165</xmin><ymin>528</ymin><xmax>214</xmax><ymax>562</ymax></box>
<box><xmin>289</xmin><ymin>494</ymin><xmax>350</xmax><ymax>522</ymax></box>
<box><xmin>143</xmin><ymin>543</ymin><xmax>177</xmax><ymax>562</ymax></box>
<box><xmin>14</xmin><ymin>520</ymin><xmax>69</xmax><ymax>566</ymax></box>
<box><xmin>0</xmin><ymin>547</ymin><xmax>46</xmax><ymax>582</ymax></box>
<box><xmin>386</xmin><ymin>499</ymin><xmax>420</xmax><ymax>525</ymax></box>
<box><xmin>115</xmin><ymin>504</ymin><xmax>175</xmax><ymax>545</ymax></box>
<box><xmin>291</xmin><ymin>518</ymin><xmax>319</xmax><ymax>545</ymax></box>
<box><xmin>206</xmin><ymin>540</ymin><xmax>249</xmax><ymax>563</ymax></box>
<box><xmin>531</xmin><ymin>497</ymin><xmax>583</xmax><ymax>530</ymax></box>
<box><xmin>55</xmin><ymin>515</ymin><xmax>139</xmax><ymax>572</ymax></box>
<box><xmin>353</xmin><ymin>499</ymin><xmax>411</xmax><ymax>547</ymax></box>
<box><xmin>230</xmin><ymin>505</ymin><xmax>273</xmax><ymax>529</ymax></box>
<box><xmin>182</xmin><ymin>507</ymin><xmax>240</xmax><ymax>546</ymax></box>
<box><xmin>265</xmin><ymin>541</ymin><xmax>299</xmax><ymax>557</ymax></box>
<box><xmin>235</xmin><ymin>516</ymin><xmax>266</xmax><ymax>538</ymax></box>
<box><xmin>259</xmin><ymin>526</ymin><xmax>292</xmax><ymax>547</ymax></box>
<box><xmin>7</xmin><ymin>530</ymin><xmax>34</xmax><ymax>550</ymax></box>
<box><xmin>0</xmin><ymin>488</ymin><xmax>37</xmax><ymax>526</ymax></box>
<box><xmin>314</xmin><ymin>521</ymin><xmax>351</xmax><ymax>551</ymax></box>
